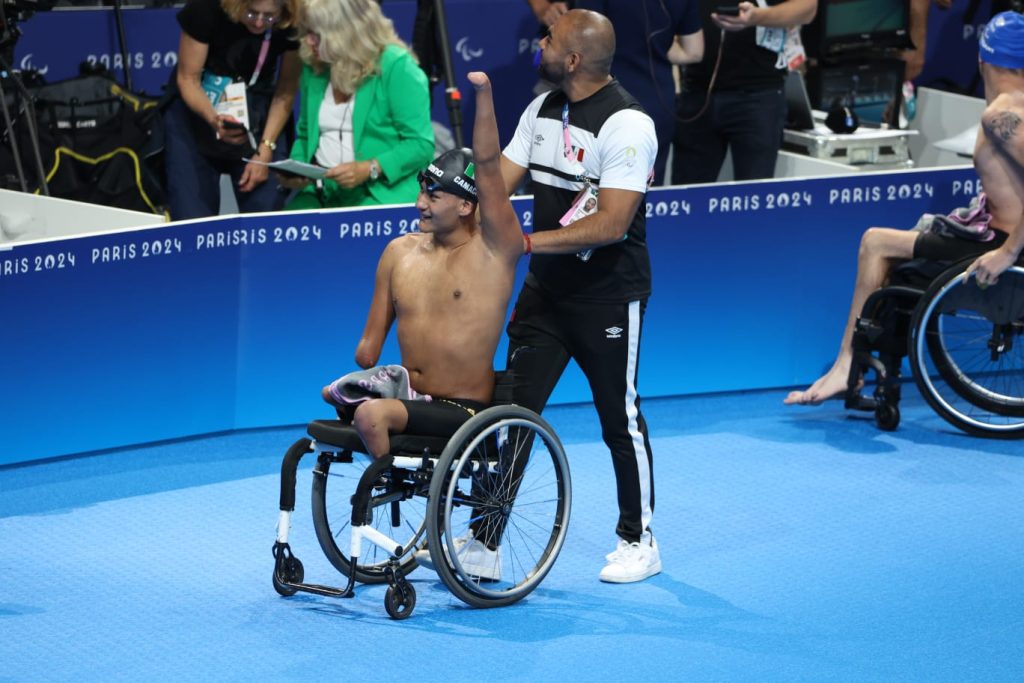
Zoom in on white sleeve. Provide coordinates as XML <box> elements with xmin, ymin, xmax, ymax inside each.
<box><xmin>502</xmin><ymin>92</ymin><xmax>546</xmax><ymax>168</ymax></box>
<box><xmin>596</xmin><ymin>110</ymin><xmax>657</xmax><ymax>193</ymax></box>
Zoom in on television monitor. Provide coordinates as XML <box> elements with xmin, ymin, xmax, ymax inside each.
<box><xmin>803</xmin><ymin>0</ymin><xmax>913</xmax><ymax>60</ymax></box>
<box><xmin>805</xmin><ymin>57</ymin><xmax>905</xmax><ymax>125</ymax></box>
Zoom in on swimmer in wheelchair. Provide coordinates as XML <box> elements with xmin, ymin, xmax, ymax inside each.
<box><xmin>842</xmin><ymin>254</ymin><xmax>1024</xmax><ymax>437</ymax></box>
<box><xmin>786</xmin><ymin>13</ymin><xmax>1024</xmax><ymax>438</ymax></box>
<box><xmin>273</xmin><ymin>72</ymin><xmax>571</xmax><ymax>618</ymax></box>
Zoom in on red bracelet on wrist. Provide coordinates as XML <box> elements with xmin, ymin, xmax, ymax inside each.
<box><xmin>523</xmin><ymin>232</ymin><xmax>532</xmax><ymax>255</ymax></box>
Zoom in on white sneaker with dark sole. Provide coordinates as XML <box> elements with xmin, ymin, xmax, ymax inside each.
<box><xmin>599</xmin><ymin>533</ymin><xmax>661</xmax><ymax>583</ymax></box>
<box><xmin>415</xmin><ymin>534</ymin><xmax>502</xmax><ymax>581</ymax></box>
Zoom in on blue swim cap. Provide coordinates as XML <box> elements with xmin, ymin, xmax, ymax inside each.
<box><xmin>980</xmin><ymin>11</ymin><xmax>1024</xmax><ymax>69</ymax></box>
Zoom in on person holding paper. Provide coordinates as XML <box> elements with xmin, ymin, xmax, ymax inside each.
<box><xmin>164</xmin><ymin>0</ymin><xmax>302</xmax><ymax>220</ymax></box>
<box><xmin>282</xmin><ymin>0</ymin><xmax>434</xmax><ymax>209</ymax></box>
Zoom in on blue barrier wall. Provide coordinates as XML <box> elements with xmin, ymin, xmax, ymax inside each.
<box><xmin>0</xmin><ymin>167</ymin><xmax>979</xmax><ymax>465</ymax></box>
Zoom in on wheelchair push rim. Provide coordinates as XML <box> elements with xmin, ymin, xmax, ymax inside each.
<box><xmin>910</xmin><ymin>264</ymin><xmax>1024</xmax><ymax>438</ymax></box>
<box><xmin>426</xmin><ymin>405</ymin><xmax>572</xmax><ymax>608</ymax></box>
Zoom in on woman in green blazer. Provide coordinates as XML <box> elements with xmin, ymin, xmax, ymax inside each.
<box><xmin>282</xmin><ymin>0</ymin><xmax>434</xmax><ymax>208</ymax></box>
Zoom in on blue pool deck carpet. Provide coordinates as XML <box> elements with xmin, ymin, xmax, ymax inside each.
<box><xmin>2</xmin><ymin>386</ymin><xmax>1023</xmax><ymax>682</ymax></box>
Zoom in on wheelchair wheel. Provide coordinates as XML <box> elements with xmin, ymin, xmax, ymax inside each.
<box><xmin>272</xmin><ymin>550</ymin><xmax>303</xmax><ymax>597</ymax></box>
<box><xmin>311</xmin><ymin>453</ymin><xmax>428</xmax><ymax>584</ymax></box>
<box><xmin>425</xmin><ymin>405</ymin><xmax>571</xmax><ymax>608</ymax></box>
<box><xmin>910</xmin><ymin>264</ymin><xmax>1024</xmax><ymax>438</ymax></box>
<box><xmin>384</xmin><ymin>584</ymin><xmax>416</xmax><ymax>620</ymax></box>
<box><xmin>875</xmin><ymin>403</ymin><xmax>900</xmax><ymax>431</ymax></box>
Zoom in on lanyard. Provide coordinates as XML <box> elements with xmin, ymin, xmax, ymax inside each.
<box><xmin>561</xmin><ymin>103</ymin><xmax>589</xmax><ymax>185</ymax></box>
<box><xmin>248</xmin><ymin>30</ymin><xmax>272</xmax><ymax>87</ymax></box>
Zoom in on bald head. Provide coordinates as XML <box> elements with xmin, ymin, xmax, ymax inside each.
<box><xmin>560</xmin><ymin>9</ymin><xmax>616</xmax><ymax>76</ymax></box>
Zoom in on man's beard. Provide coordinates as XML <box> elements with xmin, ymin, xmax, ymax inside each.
<box><xmin>538</xmin><ymin>59</ymin><xmax>564</xmax><ymax>85</ymax></box>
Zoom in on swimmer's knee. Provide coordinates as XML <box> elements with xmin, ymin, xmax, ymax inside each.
<box><xmin>860</xmin><ymin>227</ymin><xmax>884</xmax><ymax>252</ymax></box>
<box><xmin>351</xmin><ymin>402</ymin><xmax>376</xmax><ymax>433</ymax></box>
<box><xmin>860</xmin><ymin>227</ymin><xmax>906</xmax><ymax>259</ymax></box>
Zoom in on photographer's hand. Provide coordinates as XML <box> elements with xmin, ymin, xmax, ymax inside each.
<box><xmin>215</xmin><ymin>115</ymin><xmax>249</xmax><ymax>145</ymax></box>
<box><xmin>712</xmin><ymin>2</ymin><xmax>756</xmax><ymax>31</ymax></box>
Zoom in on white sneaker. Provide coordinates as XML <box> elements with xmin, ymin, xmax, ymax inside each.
<box><xmin>605</xmin><ymin>538</ymin><xmax>629</xmax><ymax>562</ymax></box>
<box><xmin>414</xmin><ymin>534</ymin><xmax>502</xmax><ymax>581</ymax></box>
<box><xmin>413</xmin><ymin>534</ymin><xmax>465</xmax><ymax>572</ymax></box>
<box><xmin>457</xmin><ymin>539</ymin><xmax>502</xmax><ymax>581</ymax></box>
<box><xmin>599</xmin><ymin>533</ymin><xmax>661</xmax><ymax>583</ymax></box>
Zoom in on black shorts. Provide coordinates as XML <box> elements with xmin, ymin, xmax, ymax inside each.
<box><xmin>913</xmin><ymin>228</ymin><xmax>1008</xmax><ymax>262</ymax></box>
<box><xmin>400</xmin><ymin>398</ymin><xmax>488</xmax><ymax>438</ymax></box>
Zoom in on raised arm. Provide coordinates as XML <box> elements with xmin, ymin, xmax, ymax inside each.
<box><xmin>965</xmin><ymin>96</ymin><xmax>1024</xmax><ymax>285</ymax></box>
<box><xmin>354</xmin><ymin>242</ymin><xmax>398</xmax><ymax>368</ymax></box>
<box><xmin>468</xmin><ymin>71</ymin><xmax>527</xmax><ymax>261</ymax></box>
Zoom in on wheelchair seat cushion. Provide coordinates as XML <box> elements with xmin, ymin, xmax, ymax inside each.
<box><xmin>307</xmin><ymin>420</ymin><xmax>451</xmax><ymax>456</ymax></box>
<box><xmin>889</xmin><ymin>258</ymin><xmax>955</xmax><ymax>289</ymax></box>
<box><xmin>402</xmin><ymin>398</ymin><xmax>488</xmax><ymax>437</ymax></box>
<box><xmin>913</xmin><ymin>227</ymin><xmax>1008</xmax><ymax>263</ymax></box>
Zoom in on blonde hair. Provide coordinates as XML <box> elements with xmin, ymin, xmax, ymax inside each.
<box><xmin>221</xmin><ymin>0</ymin><xmax>299</xmax><ymax>30</ymax></box>
<box><xmin>297</xmin><ymin>0</ymin><xmax>413</xmax><ymax>95</ymax></box>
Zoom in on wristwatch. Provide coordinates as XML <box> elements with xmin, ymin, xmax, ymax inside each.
<box><xmin>261</xmin><ymin>139</ymin><xmax>277</xmax><ymax>152</ymax></box>
<box><xmin>368</xmin><ymin>159</ymin><xmax>381</xmax><ymax>181</ymax></box>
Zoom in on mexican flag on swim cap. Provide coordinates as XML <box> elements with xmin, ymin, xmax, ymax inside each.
<box><xmin>980</xmin><ymin>11</ymin><xmax>1024</xmax><ymax>70</ymax></box>
<box><xmin>420</xmin><ymin>148</ymin><xmax>478</xmax><ymax>202</ymax></box>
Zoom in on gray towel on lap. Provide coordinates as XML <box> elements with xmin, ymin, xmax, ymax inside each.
<box><xmin>327</xmin><ymin>365</ymin><xmax>432</xmax><ymax>405</ymax></box>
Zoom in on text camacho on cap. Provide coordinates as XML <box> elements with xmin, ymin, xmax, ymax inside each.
<box><xmin>979</xmin><ymin>11</ymin><xmax>1024</xmax><ymax>70</ymax></box>
<box><xmin>418</xmin><ymin>148</ymin><xmax>478</xmax><ymax>202</ymax></box>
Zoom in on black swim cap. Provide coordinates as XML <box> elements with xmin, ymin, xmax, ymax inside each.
<box><xmin>418</xmin><ymin>147</ymin><xmax>478</xmax><ymax>202</ymax></box>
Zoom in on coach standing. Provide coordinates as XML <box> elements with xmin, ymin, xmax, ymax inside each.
<box><xmin>500</xmin><ymin>9</ymin><xmax>660</xmax><ymax>583</ymax></box>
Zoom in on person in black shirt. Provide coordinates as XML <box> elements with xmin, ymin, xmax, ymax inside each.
<box><xmin>575</xmin><ymin>0</ymin><xmax>703</xmax><ymax>185</ymax></box>
<box><xmin>672</xmin><ymin>0</ymin><xmax>817</xmax><ymax>184</ymax></box>
<box><xmin>163</xmin><ymin>0</ymin><xmax>301</xmax><ymax>220</ymax></box>
<box><xmin>501</xmin><ymin>9</ymin><xmax>661</xmax><ymax>583</ymax></box>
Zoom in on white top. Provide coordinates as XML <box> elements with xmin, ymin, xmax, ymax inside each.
<box><xmin>315</xmin><ymin>85</ymin><xmax>356</xmax><ymax>168</ymax></box>
<box><xmin>502</xmin><ymin>90</ymin><xmax>656</xmax><ymax>194</ymax></box>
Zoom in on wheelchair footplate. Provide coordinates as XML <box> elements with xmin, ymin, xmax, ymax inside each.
<box><xmin>272</xmin><ymin>540</ymin><xmax>356</xmax><ymax>599</ymax></box>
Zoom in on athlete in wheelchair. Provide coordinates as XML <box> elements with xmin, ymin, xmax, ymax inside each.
<box><xmin>272</xmin><ymin>72</ymin><xmax>571</xmax><ymax>618</ymax></box>
<box><xmin>786</xmin><ymin>13</ymin><xmax>1024</xmax><ymax>438</ymax></box>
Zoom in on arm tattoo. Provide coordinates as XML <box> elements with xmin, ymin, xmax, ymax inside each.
<box><xmin>985</xmin><ymin>111</ymin><xmax>1023</xmax><ymax>144</ymax></box>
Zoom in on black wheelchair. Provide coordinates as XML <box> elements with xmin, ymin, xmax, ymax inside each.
<box><xmin>845</xmin><ymin>256</ymin><xmax>1024</xmax><ymax>438</ymax></box>
<box><xmin>271</xmin><ymin>392</ymin><xmax>572</xmax><ymax>619</ymax></box>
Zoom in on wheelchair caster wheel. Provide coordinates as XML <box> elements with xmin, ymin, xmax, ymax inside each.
<box><xmin>272</xmin><ymin>543</ymin><xmax>304</xmax><ymax>596</ymax></box>
<box><xmin>875</xmin><ymin>404</ymin><xmax>900</xmax><ymax>431</ymax></box>
<box><xmin>384</xmin><ymin>584</ymin><xmax>416</xmax><ymax>620</ymax></box>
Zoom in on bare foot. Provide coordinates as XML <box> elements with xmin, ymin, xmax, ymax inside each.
<box><xmin>784</xmin><ymin>365</ymin><xmax>853</xmax><ymax>406</ymax></box>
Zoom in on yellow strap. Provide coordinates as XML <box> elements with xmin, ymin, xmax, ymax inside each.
<box><xmin>39</xmin><ymin>146</ymin><xmax>166</xmax><ymax>217</ymax></box>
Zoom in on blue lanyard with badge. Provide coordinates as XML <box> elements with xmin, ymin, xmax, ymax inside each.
<box><xmin>201</xmin><ymin>29</ymin><xmax>272</xmax><ymax>149</ymax></box>
<box><xmin>558</xmin><ymin>103</ymin><xmax>599</xmax><ymax>261</ymax></box>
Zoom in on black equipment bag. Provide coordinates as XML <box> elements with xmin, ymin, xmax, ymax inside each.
<box><xmin>8</xmin><ymin>73</ymin><xmax>168</xmax><ymax>215</ymax></box>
